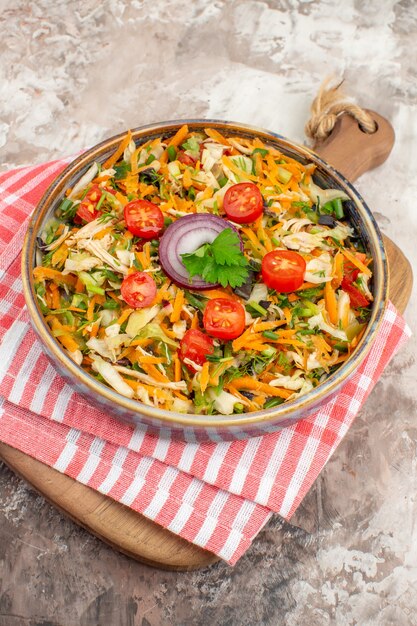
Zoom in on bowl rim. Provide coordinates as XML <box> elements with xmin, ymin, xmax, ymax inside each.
<box><xmin>22</xmin><ymin>118</ymin><xmax>389</xmax><ymax>429</ymax></box>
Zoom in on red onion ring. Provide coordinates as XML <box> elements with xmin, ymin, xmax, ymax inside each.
<box><xmin>159</xmin><ymin>214</ymin><xmax>242</xmax><ymax>290</ymax></box>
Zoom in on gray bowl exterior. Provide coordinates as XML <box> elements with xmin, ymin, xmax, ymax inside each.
<box><xmin>22</xmin><ymin>120</ymin><xmax>388</xmax><ymax>442</ymax></box>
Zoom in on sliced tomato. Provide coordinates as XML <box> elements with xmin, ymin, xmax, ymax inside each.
<box><xmin>262</xmin><ymin>249</ymin><xmax>306</xmax><ymax>293</ymax></box>
<box><xmin>124</xmin><ymin>199</ymin><xmax>164</xmax><ymax>239</ymax></box>
<box><xmin>120</xmin><ymin>272</ymin><xmax>157</xmax><ymax>308</ymax></box>
<box><xmin>343</xmin><ymin>252</ymin><xmax>368</xmax><ymax>282</ymax></box>
<box><xmin>343</xmin><ymin>260</ymin><xmax>360</xmax><ymax>283</ymax></box>
<box><xmin>223</xmin><ymin>182</ymin><xmax>263</xmax><ymax>224</ymax></box>
<box><xmin>178</xmin><ymin>151</ymin><xmax>197</xmax><ymax>166</ymax></box>
<box><xmin>203</xmin><ymin>298</ymin><xmax>246</xmax><ymax>340</ymax></box>
<box><xmin>341</xmin><ymin>277</ymin><xmax>369</xmax><ymax>308</ymax></box>
<box><xmin>179</xmin><ymin>329</ymin><xmax>214</xmax><ymax>368</ymax></box>
<box><xmin>75</xmin><ymin>185</ymin><xmax>103</xmax><ymax>223</ymax></box>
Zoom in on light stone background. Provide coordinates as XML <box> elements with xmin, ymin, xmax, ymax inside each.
<box><xmin>0</xmin><ymin>1</ymin><xmax>416</xmax><ymax>625</ymax></box>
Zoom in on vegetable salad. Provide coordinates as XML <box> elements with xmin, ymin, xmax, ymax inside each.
<box><xmin>33</xmin><ymin>125</ymin><xmax>373</xmax><ymax>416</ymax></box>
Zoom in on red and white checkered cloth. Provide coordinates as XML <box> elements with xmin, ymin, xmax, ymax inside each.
<box><xmin>0</xmin><ymin>159</ymin><xmax>411</xmax><ymax>564</ymax></box>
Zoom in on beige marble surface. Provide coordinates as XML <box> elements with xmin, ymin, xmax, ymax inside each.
<box><xmin>0</xmin><ymin>1</ymin><xmax>416</xmax><ymax>624</ymax></box>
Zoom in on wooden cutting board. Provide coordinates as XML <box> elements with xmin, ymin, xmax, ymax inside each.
<box><xmin>0</xmin><ymin>112</ymin><xmax>413</xmax><ymax>571</ymax></box>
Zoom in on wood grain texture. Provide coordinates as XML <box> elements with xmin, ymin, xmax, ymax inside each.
<box><xmin>0</xmin><ymin>113</ymin><xmax>411</xmax><ymax>571</ymax></box>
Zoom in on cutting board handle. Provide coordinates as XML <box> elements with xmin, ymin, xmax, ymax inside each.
<box><xmin>312</xmin><ymin>110</ymin><xmax>395</xmax><ymax>182</ymax></box>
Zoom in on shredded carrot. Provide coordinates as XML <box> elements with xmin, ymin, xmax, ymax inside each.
<box><xmin>170</xmin><ymin>289</ymin><xmax>184</xmax><ymax>323</ymax></box>
<box><xmin>114</xmin><ymin>191</ymin><xmax>128</xmax><ymax>206</ymax></box>
<box><xmin>296</xmin><ymin>282</ymin><xmax>321</xmax><ymax>292</ymax></box>
<box><xmin>92</xmin><ymin>174</ymin><xmax>111</xmax><ymax>183</ymax></box>
<box><xmin>103</xmin><ymin>130</ymin><xmax>132</xmax><ymax>169</ymax></box>
<box><xmin>86</xmin><ymin>294</ymin><xmax>99</xmax><ymax>322</ymax></box>
<box><xmin>123</xmin><ymin>378</ymin><xmax>168</xmax><ymax>403</ymax></box>
<box><xmin>182</xmin><ymin>168</ymin><xmax>193</xmax><ymax>189</ymax></box>
<box><xmin>51</xmin><ymin>245</ymin><xmax>68</xmax><ymax>267</ymax></box>
<box><xmin>129</xmin><ymin>338</ymin><xmax>153</xmax><ymax>347</ymax></box>
<box><xmin>200</xmin><ymin>362</ymin><xmax>210</xmax><ymax>393</ymax></box>
<box><xmin>199</xmin><ymin>186</ymin><xmax>214</xmax><ymax>201</ymax></box>
<box><xmin>143</xmin><ymin>242</ymin><xmax>151</xmax><ymax>267</ymax></box>
<box><xmin>332</xmin><ymin>352</ymin><xmax>350</xmax><ymax>365</ymax></box>
<box><xmin>130</xmin><ymin>146</ymin><xmax>142</xmax><ymax>176</ymax></box>
<box><xmin>174</xmin><ymin>355</ymin><xmax>182</xmax><ymax>382</ymax></box>
<box><xmin>48</xmin><ymin>318</ymin><xmax>79</xmax><ymax>353</ymax></box>
<box><xmin>204</xmin><ymin>128</ymin><xmax>231</xmax><ymax>146</ymax></box>
<box><xmin>256</xmin><ymin>219</ymin><xmax>273</xmax><ymax>252</ymax></box>
<box><xmin>137</xmin><ymin>355</ymin><xmax>165</xmax><ymax>365</ymax></box>
<box><xmin>209</xmin><ymin>359</ymin><xmax>234</xmax><ymax>387</ymax></box>
<box><xmin>154</xmin><ymin>286</ymin><xmax>172</xmax><ymax>306</ymax></box>
<box><xmin>140</xmin><ymin>363</ymin><xmax>169</xmax><ymax>383</ymax></box>
<box><xmin>201</xmin><ymin>288</ymin><xmax>240</xmax><ymax>302</ymax></box>
<box><xmin>311</xmin><ymin>335</ymin><xmax>332</xmax><ymax>357</ymax></box>
<box><xmin>339</xmin><ymin>295</ymin><xmax>350</xmax><ymax>329</ymax></box>
<box><xmin>93</xmin><ymin>226</ymin><xmax>114</xmax><ymax>240</ymax></box>
<box><xmin>49</xmin><ymin>283</ymin><xmax>61</xmax><ymax>309</ymax></box>
<box><xmin>227</xmin><ymin>387</ymin><xmax>259</xmax><ymax>412</ymax></box>
<box><xmin>75</xmin><ymin>277</ymin><xmax>85</xmax><ymax>293</ymax></box>
<box><xmin>332</xmin><ymin>251</ymin><xmax>344</xmax><ymax>288</ymax></box>
<box><xmin>342</xmin><ymin>248</ymin><xmax>372</xmax><ymax>276</ymax></box>
<box><xmin>228</xmin><ymin>377</ymin><xmax>292</xmax><ymax>399</ymax></box>
<box><xmin>172</xmin><ymin>390</ymin><xmax>189</xmax><ymax>402</ymax></box>
<box><xmin>191</xmin><ymin>312</ymin><xmax>199</xmax><ymax>329</ymax></box>
<box><xmin>116</xmin><ymin>307</ymin><xmax>134</xmax><ymax>327</ymax></box>
<box><xmin>135</xmin><ymin>250</ymin><xmax>148</xmax><ymax>270</ymax></box>
<box><xmin>281</xmin><ymin>307</ymin><xmax>293</xmax><ymax>326</ymax></box>
<box><xmin>167</xmin><ymin>124</ymin><xmax>189</xmax><ymax>147</ymax></box>
<box><xmin>33</xmin><ymin>267</ymin><xmax>77</xmax><ymax>287</ymax></box>
<box><xmin>259</xmin><ymin>371</ymin><xmax>277</xmax><ymax>384</ymax></box>
<box><xmin>324</xmin><ymin>280</ymin><xmax>338</xmax><ymax>325</ymax></box>
<box><xmin>232</xmin><ymin>330</ymin><xmax>261</xmax><ymax>352</ymax></box>
<box><xmin>252</xmin><ymin>320</ymin><xmax>287</xmax><ymax>332</ymax></box>
<box><xmin>159</xmin><ymin>323</ymin><xmax>178</xmax><ymax>340</ymax></box>
<box><xmin>222</xmin><ymin>155</ymin><xmax>259</xmax><ymax>183</ymax></box>
<box><xmin>243</xmin><ymin>341</ymin><xmax>272</xmax><ymax>352</ymax></box>
<box><xmin>253</xmin><ymin>151</ymin><xmax>263</xmax><ymax>177</ymax></box>
<box><xmin>90</xmin><ymin>322</ymin><xmax>99</xmax><ymax>339</ymax></box>
<box><xmin>107</xmin><ymin>291</ymin><xmax>121</xmax><ymax>304</ymax></box>
<box><xmin>241</xmin><ymin>227</ymin><xmax>267</xmax><ymax>255</ymax></box>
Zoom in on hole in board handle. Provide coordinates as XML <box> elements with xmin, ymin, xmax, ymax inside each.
<box><xmin>358</xmin><ymin>120</ymin><xmax>378</xmax><ymax>134</ymax></box>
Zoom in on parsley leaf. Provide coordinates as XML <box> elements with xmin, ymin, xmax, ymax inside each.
<box><xmin>113</xmin><ymin>161</ymin><xmax>131</xmax><ymax>180</ymax></box>
<box><xmin>210</xmin><ymin>228</ymin><xmax>248</xmax><ymax>266</ymax></box>
<box><xmin>181</xmin><ymin>228</ymin><xmax>250</xmax><ymax>288</ymax></box>
<box><xmin>180</xmin><ymin>244</ymin><xmax>209</xmax><ymax>277</ymax></box>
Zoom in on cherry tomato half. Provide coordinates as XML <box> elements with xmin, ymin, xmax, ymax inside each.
<box><xmin>75</xmin><ymin>185</ymin><xmax>103</xmax><ymax>223</ymax></box>
<box><xmin>203</xmin><ymin>298</ymin><xmax>246</xmax><ymax>341</ymax></box>
<box><xmin>341</xmin><ymin>277</ymin><xmax>369</xmax><ymax>309</ymax></box>
<box><xmin>124</xmin><ymin>199</ymin><xmax>164</xmax><ymax>239</ymax></box>
<box><xmin>262</xmin><ymin>249</ymin><xmax>306</xmax><ymax>293</ymax></box>
<box><xmin>120</xmin><ymin>272</ymin><xmax>157</xmax><ymax>308</ymax></box>
<box><xmin>223</xmin><ymin>182</ymin><xmax>263</xmax><ymax>224</ymax></box>
<box><xmin>343</xmin><ymin>260</ymin><xmax>360</xmax><ymax>283</ymax></box>
<box><xmin>179</xmin><ymin>329</ymin><xmax>214</xmax><ymax>369</ymax></box>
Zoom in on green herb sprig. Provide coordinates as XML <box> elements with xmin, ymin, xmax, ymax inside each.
<box><xmin>181</xmin><ymin>228</ymin><xmax>250</xmax><ymax>289</ymax></box>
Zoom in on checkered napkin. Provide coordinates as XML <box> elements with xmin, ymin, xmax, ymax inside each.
<box><xmin>0</xmin><ymin>159</ymin><xmax>411</xmax><ymax>564</ymax></box>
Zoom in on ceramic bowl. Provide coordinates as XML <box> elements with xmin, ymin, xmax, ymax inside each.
<box><xmin>22</xmin><ymin>120</ymin><xmax>388</xmax><ymax>441</ymax></box>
